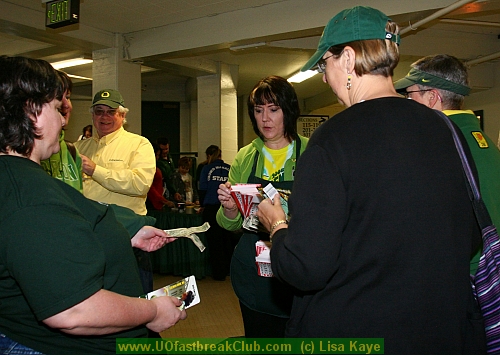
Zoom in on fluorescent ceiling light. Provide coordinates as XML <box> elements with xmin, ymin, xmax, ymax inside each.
<box><xmin>67</xmin><ymin>74</ymin><xmax>92</xmax><ymax>81</ymax></box>
<box><xmin>50</xmin><ymin>58</ymin><xmax>93</xmax><ymax>70</ymax></box>
<box><xmin>140</xmin><ymin>66</ymin><xmax>158</xmax><ymax>73</ymax></box>
<box><xmin>288</xmin><ymin>70</ymin><xmax>318</xmax><ymax>83</ymax></box>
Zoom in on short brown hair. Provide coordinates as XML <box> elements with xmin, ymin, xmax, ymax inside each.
<box><xmin>178</xmin><ymin>156</ymin><xmax>192</xmax><ymax>169</ymax></box>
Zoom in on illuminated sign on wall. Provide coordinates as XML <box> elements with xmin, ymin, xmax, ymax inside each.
<box><xmin>45</xmin><ymin>0</ymin><xmax>80</xmax><ymax>29</ymax></box>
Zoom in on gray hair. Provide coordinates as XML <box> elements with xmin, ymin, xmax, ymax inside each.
<box><xmin>412</xmin><ymin>54</ymin><xmax>468</xmax><ymax>110</ymax></box>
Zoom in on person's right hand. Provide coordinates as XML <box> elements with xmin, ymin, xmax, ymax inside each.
<box><xmin>146</xmin><ymin>296</ymin><xmax>187</xmax><ymax>333</ymax></box>
<box><xmin>163</xmin><ymin>199</ymin><xmax>175</xmax><ymax>208</ymax></box>
<box><xmin>257</xmin><ymin>194</ymin><xmax>286</xmax><ymax>234</ymax></box>
<box><xmin>217</xmin><ymin>182</ymin><xmax>239</xmax><ymax>218</ymax></box>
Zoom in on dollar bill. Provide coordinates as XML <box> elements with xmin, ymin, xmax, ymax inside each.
<box><xmin>164</xmin><ymin>222</ymin><xmax>210</xmax><ymax>252</ymax></box>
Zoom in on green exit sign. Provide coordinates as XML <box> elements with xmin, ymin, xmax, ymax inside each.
<box><xmin>45</xmin><ymin>0</ymin><xmax>80</xmax><ymax>29</ymax></box>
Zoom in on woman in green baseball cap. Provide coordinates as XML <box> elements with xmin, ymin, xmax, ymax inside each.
<box><xmin>256</xmin><ymin>6</ymin><xmax>485</xmax><ymax>354</ymax></box>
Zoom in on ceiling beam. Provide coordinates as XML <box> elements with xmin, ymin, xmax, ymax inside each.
<box><xmin>0</xmin><ymin>18</ymin><xmax>105</xmax><ymax>57</ymax></box>
<box><xmin>141</xmin><ymin>59</ymin><xmax>214</xmax><ymax>78</ymax></box>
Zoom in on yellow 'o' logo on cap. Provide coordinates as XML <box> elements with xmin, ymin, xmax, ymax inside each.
<box><xmin>101</xmin><ymin>91</ymin><xmax>110</xmax><ymax>98</ymax></box>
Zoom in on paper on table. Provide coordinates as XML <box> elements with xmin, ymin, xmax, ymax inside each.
<box><xmin>164</xmin><ymin>222</ymin><xmax>210</xmax><ymax>252</ymax></box>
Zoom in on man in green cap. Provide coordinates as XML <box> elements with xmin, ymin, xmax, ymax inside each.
<box><xmin>75</xmin><ymin>89</ymin><xmax>155</xmax><ymax>216</ymax></box>
<box><xmin>75</xmin><ymin>89</ymin><xmax>157</xmax><ymax>295</ymax></box>
<box><xmin>394</xmin><ymin>54</ymin><xmax>500</xmax><ymax>274</ymax></box>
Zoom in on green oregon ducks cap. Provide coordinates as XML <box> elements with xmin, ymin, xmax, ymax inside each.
<box><xmin>302</xmin><ymin>6</ymin><xmax>400</xmax><ymax>72</ymax></box>
<box><xmin>91</xmin><ymin>89</ymin><xmax>125</xmax><ymax>108</ymax></box>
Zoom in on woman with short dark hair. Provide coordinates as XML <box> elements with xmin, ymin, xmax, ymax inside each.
<box><xmin>247</xmin><ymin>75</ymin><xmax>301</xmax><ymax>143</ymax></box>
<box><xmin>216</xmin><ymin>75</ymin><xmax>308</xmax><ymax>338</ymax></box>
<box><xmin>0</xmin><ymin>55</ymin><xmax>186</xmax><ymax>355</ymax></box>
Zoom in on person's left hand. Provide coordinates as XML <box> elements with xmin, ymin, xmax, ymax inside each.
<box><xmin>131</xmin><ymin>226</ymin><xmax>177</xmax><ymax>252</ymax></box>
<box><xmin>257</xmin><ymin>194</ymin><xmax>286</xmax><ymax>233</ymax></box>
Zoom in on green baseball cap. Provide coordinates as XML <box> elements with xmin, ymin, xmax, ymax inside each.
<box><xmin>302</xmin><ymin>6</ymin><xmax>400</xmax><ymax>72</ymax></box>
<box><xmin>91</xmin><ymin>89</ymin><xmax>125</xmax><ymax>108</ymax></box>
<box><xmin>393</xmin><ymin>68</ymin><xmax>471</xmax><ymax>96</ymax></box>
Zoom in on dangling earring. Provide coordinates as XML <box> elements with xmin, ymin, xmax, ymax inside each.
<box><xmin>346</xmin><ymin>74</ymin><xmax>352</xmax><ymax>90</ymax></box>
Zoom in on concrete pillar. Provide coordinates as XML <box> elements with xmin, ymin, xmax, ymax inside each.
<box><xmin>238</xmin><ymin>93</ymin><xmax>258</xmax><ymax>148</ymax></box>
<box><xmin>197</xmin><ymin>73</ymin><xmax>220</xmax><ymax>159</ymax></box>
<box><xmin>220</xmin><ymin>63</ymin><xmax>238</xmax><ymax>164</ymax></box>
<box><xmin>197</xmin><ymin>62</ymin><xmax>238</xmax><ymax>164</ymax></box>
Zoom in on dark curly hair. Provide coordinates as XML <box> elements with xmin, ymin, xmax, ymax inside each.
<box><xmin>178</xmin><ymin>156</ymin><xmax>192</xmax><ymax>169</ymax></box>
<box><xmin>247</xmin><ymin>75</ymin><xmax>300</xmax><ymax>141</ymax></box>
<box><xmin>0</xmin><ymin>56</ymin><xmax>64</xmax><ymax>156</ymax></box>
<box><xmin>58</xmin><ymin>70</ymin><xmax>73</xmax><ymax>94</ymax></box>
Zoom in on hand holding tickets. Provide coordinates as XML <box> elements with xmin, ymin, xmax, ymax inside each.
<box><xmin>141</xmin><ymin>275</ymin><xmax>200</xmax><ymax>311</ymax></box>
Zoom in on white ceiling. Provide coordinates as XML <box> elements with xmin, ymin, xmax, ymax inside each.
<box><xmin>1</xmin><ymin>0</ymin><xmax>500</xmax><ymax>111</ymax></box>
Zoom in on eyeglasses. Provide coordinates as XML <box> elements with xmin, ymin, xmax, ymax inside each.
<box><xmin>316</xmin><ymin>54</ymin><xmax>335</xmax><ymax>73</ymax></box>
<box><xmin>402</xmin><ymin>89</ymin><xmax>432</xmax><ymax>99</ymax></box>
<box><xmin>93</xmin><ymin>108</ymin><xmax>117</xmax><ymax>117</ymax></box>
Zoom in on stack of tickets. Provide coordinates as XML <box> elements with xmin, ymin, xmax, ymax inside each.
<box><xmin>230</xmin><ymin>184</ymin><xmax>262</xmax><ymax>218</ymax></box>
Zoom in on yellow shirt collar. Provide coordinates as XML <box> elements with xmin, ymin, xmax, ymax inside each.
<box><xmin>95</xmin><ymin>126</ymin><xmax>124</xmax><ymax>144</ymax></box>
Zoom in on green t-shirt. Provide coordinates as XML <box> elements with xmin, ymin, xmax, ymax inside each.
<box><xmin>0</xmin><ymin>156</ymin><xmax>147</xmax><ymax>355</ymax></box>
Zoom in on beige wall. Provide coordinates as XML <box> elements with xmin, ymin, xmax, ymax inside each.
<box><xmin>65</xmin><ymin>99</ymin><xmax>92</xmax><ymax>143</ymax></box>
<box><xmin>466</xmin><ymin>61</ymin><xmax>500</xmax><ymax>144</ymax></box>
